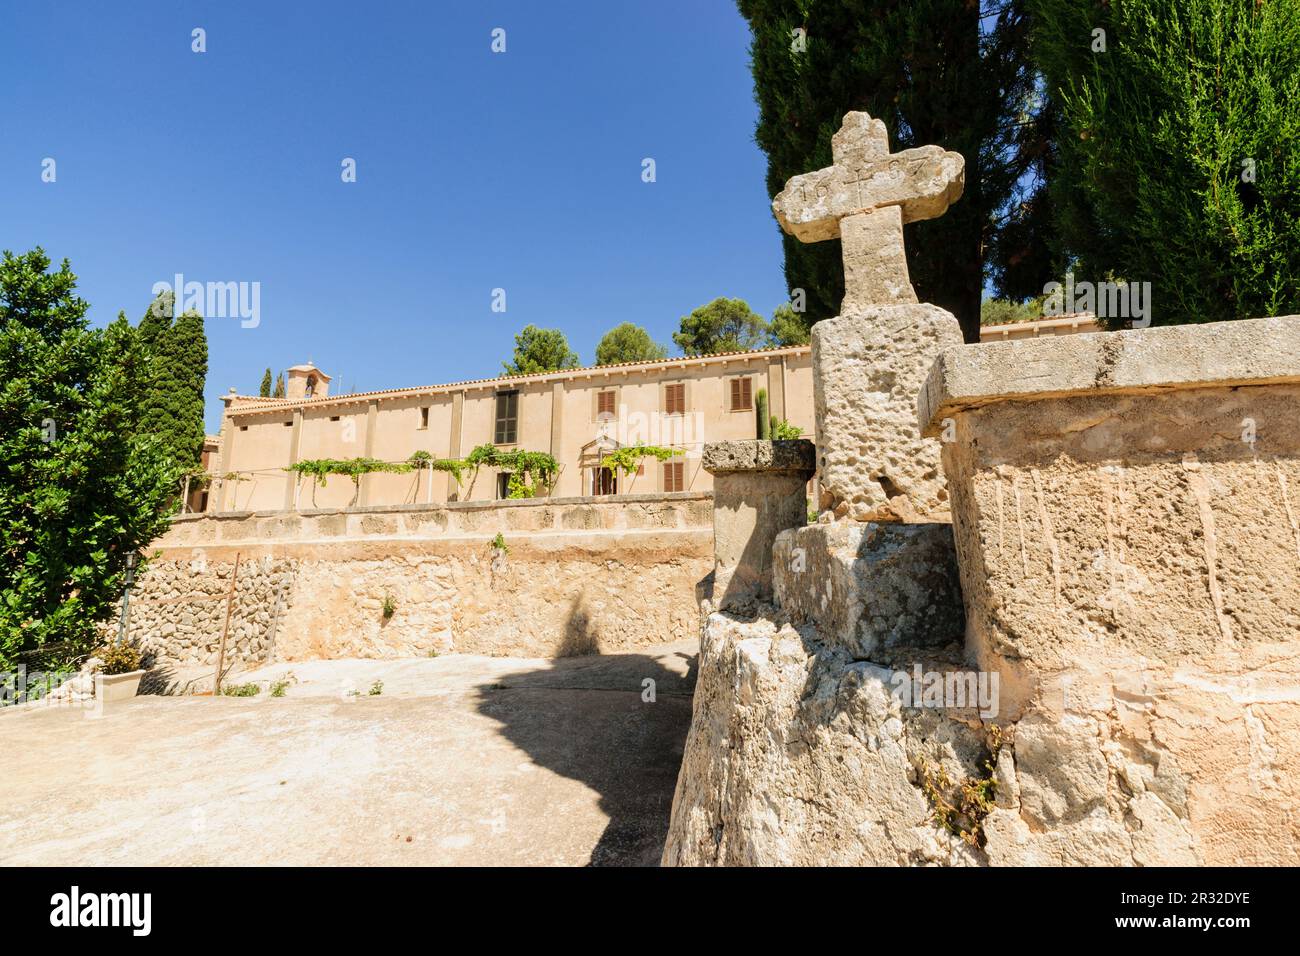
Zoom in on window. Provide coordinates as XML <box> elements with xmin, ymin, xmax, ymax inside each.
<box><xmin>496</xmin><ymin>472</ymin><xmax>512</xmax><ymax>499</ymax></box>
<box><xmin>663</xmin><ymin>461</ymin><xmax>685</xmax><ymax>493</ymax></box>
<box><xmin>330</xmin><ymin>415</ymin><xmax>340</xmax><ymax>422</ymax></box>
<box><xmin>283</xmin><ymin>420</ymin><xmax>293</xmax><ymax>427</ymax></box>
<box><xmin>664</xmin><ymin>382</ymin><xmax>686</xmax><ymax>415</ymax></box>
<box><xmin>729</xmin><ymin>376</ymin><xmax>753</xmax><ymax>411</ymax></box>
<box><xmin>239</xmin><ymin>425</ymin><xmax>248</xmax><ymax>432</ymax></box>
<box><xmin>494</xmin><ymin>390</ymin><xmax>518</xmax><ymax>444</ymax></box>
<box><xmin>596</xmin><ymin>390</ymin><xmax>616</xmax><ymax>419</ymax></box>
<box><xmin>591</xmin><ymin>467</ymin><xmax>617</xmax><ymax>496</ymax></box>
<box><xmin>419</xmin><ymin>406</ymin><xmax>429</xmax><ymax>429</ymax></box>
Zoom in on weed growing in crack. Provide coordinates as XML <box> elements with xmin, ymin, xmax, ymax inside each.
<box><xmin>920</xmin><ymin>725</ymin><xmax>1009</xmax><ymax>848</ymax></box>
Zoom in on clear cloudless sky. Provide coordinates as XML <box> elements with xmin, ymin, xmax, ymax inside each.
<box><xmin>1</xmin><ymin>0</ymin><xmax>789</xmax><ymax>432</ymax></box>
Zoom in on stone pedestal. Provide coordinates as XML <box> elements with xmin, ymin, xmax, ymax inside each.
<box><xmin>702</xmin><ymin>440</ymin><xmax>815</xmax><ymax>612</ymax></box>
<box><xmin>772</xmin><ymin>521</ymin><xmax>964</xmax><ymax>659</ymax></box>
<box><xmin>814</xmin><ymin>303</ymin><xmax>963</xmax><ymax>521</ymax></box>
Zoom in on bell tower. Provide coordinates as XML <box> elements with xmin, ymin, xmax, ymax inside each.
<box><xmin>285</xmin><ymin>363</ymin><xmax>331</xmax><ymax>400</ymax></box>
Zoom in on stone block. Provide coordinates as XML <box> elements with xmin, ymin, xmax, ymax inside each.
<box><xmin>919</xmin><ymin>314</ymin><xmax>1300</xmax><ymax>670</ymax></box>
<box><xmin>772</xmin><ymin>521</ymin><xmax>964</xmax><ymax>659</ymax></box>
<box><xmin>703</xmin><ymin>440</ymin><xmax>815</xmax><ymax>611</ymax></box>
<box><xmin>701</xmin><ymin>438</ymin><xmax>817</xmax><ymax>474</ymax></box>
<box><xmin>813</xmin><ymin>303</ymin><xmax>962</xmax><ymax>521</ymax></box>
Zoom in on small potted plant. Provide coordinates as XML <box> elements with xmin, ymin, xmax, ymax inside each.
<box><xmin>94</xmin><ymin>641</ymin><xmax>146</xmax><ymax>703</ymax></box>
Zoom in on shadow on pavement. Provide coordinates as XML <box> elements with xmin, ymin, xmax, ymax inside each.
<box><xmin>475</xmin><ymin>598</ymin><xmax>698</xmax><ymax>867</ymax></box>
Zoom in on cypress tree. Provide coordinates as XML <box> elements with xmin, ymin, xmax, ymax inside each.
<box><xmin>259</xmin><ymin>368</ymin><xmax>273</xmax><ymax>397</ymax></box>
<box><xmin>273</xmin><ymin>372</ymin><xmax>285</xmax><ymax>398</ymax></box>
<box><xmin>134</xmin><ymin>295</ymin><xmax>208</xmax><ymax>472</ymax></box>
<box><xmin>1030</xmin><ymin>0</ymin><xmax>1300</xmax><ymax>326</ymax></box>
<box><xmin>737</xmin><ymin>0</ymin><xmax>1050</xmax><ymax>342</ymax></box>
<box><xmin>169</xmin><ymin>310</ymin><xmax>208</xmax><ymax>467</ymax></box>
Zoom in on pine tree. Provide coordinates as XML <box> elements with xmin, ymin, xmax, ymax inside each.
<box><xmin>737</xmin><ymin>0</ymin><xmax>1049</xmax><ymax>342</ymax></box>
<box><xmin>259</xmin><ymin>368</ymin><xmax>273</xmax><ymax>397</ymax></box>
<box><xmin>673</xmin><ymin>298</ymin><xmax>770</xmax><ymax>355</ymax></box>
<box><xmin>767</xmin><ymin>303</ymin><xmax>810</xmax><ymax>346</ymax></box>
<box><xmin>502</xmin><ymin>325</ymin><xmax>581</xmax><ymax>375</ymax></box>
<box><xmin>1030</xmin><ymin>0</ymin><xmax>1300</xmax><ymax>326</ymax></box>
<box><xmin>595</xmin><ymin>323</ymin><xmax>669</xmax><ymax>365</ymax></box>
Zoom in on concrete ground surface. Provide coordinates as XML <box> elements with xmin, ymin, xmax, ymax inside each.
<box><xmin>0</xmin><ymin>641</ymin><xmax>697</xmax><ymax>867</ymax></box>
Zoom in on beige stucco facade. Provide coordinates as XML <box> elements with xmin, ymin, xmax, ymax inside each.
<box><xmin>211</xmin><ymin>347</ymin><xmax>817</xmax><ymax>512</ymax></box>
<box><xmin>209</xmin><ymin>317</ymin><xmax>1097</xmax><ymax>514</ymax></box>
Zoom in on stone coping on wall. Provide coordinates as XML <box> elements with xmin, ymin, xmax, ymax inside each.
<box><xmin>701</xmin><ymin>439</ymin><xmax>816</xmax><ymax>476</ymax></box>
<box><xmin>175</xmin><ymin>489</ymin><xmax>711</xmax><ymax>523</ymax></box>
<box><xmin>161</xmin><ymin>491</ymin><xmax>715</xmax><ymax>548</ymax></box>
<box><xmin>919</xmin><ymin>314</ymin><xmax>1300</xmax><ymax>436</ymax></box>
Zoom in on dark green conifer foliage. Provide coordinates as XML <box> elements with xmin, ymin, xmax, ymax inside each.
<box><xmin>737</xmin><ymin>0</ymin><xmax>1048</xmax><ymax>342</ymax></box>
<box><xmin>1030</xmin><ymin>0</ymin><xmax>1300</xmax><ymax>326</ymax></box>
<box><xmin>135</xmin><ymin>293</ymin><xmax>208</xmax><ymax>472</ymax></box>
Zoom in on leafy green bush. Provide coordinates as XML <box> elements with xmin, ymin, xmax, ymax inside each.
<box><xmin>0</xmin><ymin>249</ymin><xmax>181</xmax><ymax>670</ymax></box>
<box><xmin>465</xmin><ymin>444</ymin><xmax>558</xmax><ymax>498</ymax></box>
<box><xmin>409</xmin><ymin>450</ymin><xmax>468</xmax><ymax>486</ymax></box>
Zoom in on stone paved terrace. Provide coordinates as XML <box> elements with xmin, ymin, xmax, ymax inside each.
<box><xmin>0</xmin><ymin>642</ymin><xmax>697</xmax><ymax>867</ymax></box>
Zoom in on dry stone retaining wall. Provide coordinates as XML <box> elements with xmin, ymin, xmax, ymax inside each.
<box><xmin>130</xmin><ymin>493</ymin><xmax>713</xmax><ymax>665</ymax></box>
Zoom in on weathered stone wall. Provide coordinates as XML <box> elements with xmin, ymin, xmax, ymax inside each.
<box><xmin>666</xmin><ymin>316</ymin><xmax>1300</xmax><ymax>867</ymax></box>
<box><xmin>919</xmin><ymin>317</ymin><xmax>1300</xmax><ymax>865</ymax></box>
<box><xmin>129</xmin><ymin>493</ymin><xmax>713</xmax><ymax>666</ymax></box>
<box><xmin>128</xmin><ymin>557</ymin><xmax>295</xmax><ymax>669</ymax></box>
<box><xmin>937</xmin><ymin>386</ymin><xmax>1300</xmax><ymax>683</ymax></box>
<box><xmin>664</xmin><ymin>613</ymin><xmax>980</xmax><ymax>866</ymax></box>
<box><xmin>664</xmin><ymin>608</ymin><xmax>1213</xmax><ymax>866</ymax></box>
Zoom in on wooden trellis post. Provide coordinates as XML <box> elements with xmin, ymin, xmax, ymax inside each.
<box><xmin>212</xmin><ymin>552</ymin><xmax>242</xmax><ymax>695</ymax></box>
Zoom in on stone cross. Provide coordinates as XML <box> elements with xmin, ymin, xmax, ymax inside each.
<box><xmin>773</xmin><ymin>112</ymin><xmax>964</xmax><ymax>313</ymax></box>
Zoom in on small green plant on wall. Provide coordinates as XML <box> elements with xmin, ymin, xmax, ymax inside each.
<box><xmin>490</xmin><ymin>532</ymin><xmax>509</xmax><ymax>555</ymax></box>
<box><xmin>381</xmin><ymin>593</ymin><xmax>396</xmax><ymax>620</ymax></box>
<box><xmin>771</xmin><ymin>418</ymin><xmax>803</xmax><ymax>440</ymax></box>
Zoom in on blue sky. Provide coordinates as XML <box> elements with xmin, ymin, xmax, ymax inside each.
<box><xmin>1</xmin><ymin>1</ymin><xmax>787</xmax><ymax>431</ymax></box>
